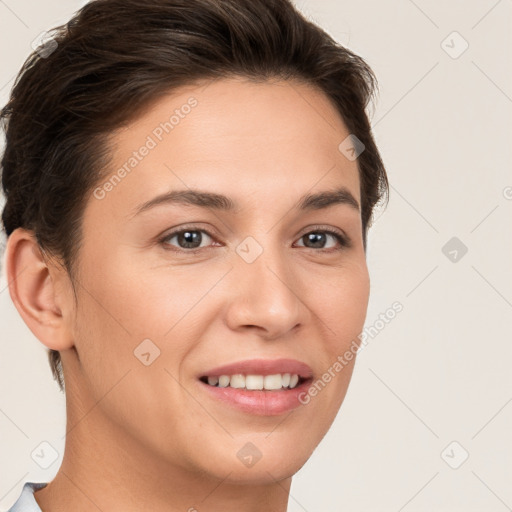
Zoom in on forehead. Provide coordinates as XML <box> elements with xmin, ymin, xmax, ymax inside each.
<box><xmin>89</xmin><ymin>77</ymin><xmax>361</xmax><ymax>220</ymax></box>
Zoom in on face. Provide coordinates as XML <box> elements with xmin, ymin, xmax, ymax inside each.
<box><xmin>64</xmin><ymin>77</ymin><xmax>370</xmax><ymax>483</ymax></box>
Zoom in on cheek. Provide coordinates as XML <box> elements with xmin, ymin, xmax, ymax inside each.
<box><xmin>301</xmin><ymin>264</ymin><xmax>368</xmax><ymax>405</ymax></box>
<box><xmin>70</xmin><ymin>274</ymin><xmax>194</xmax><ymax>450</ymax></box>
<box><xmin>70</xmin><ymin>250</ymin><xmax>215</xmax><ymax>396</ymax></box>
<box><xmin>314</xmin><ymin>261</ymin><xmax>370</xmax><ymax>348</ymax></box>
<box><xmin>92</xmin><ymin>251</ymin><xmax>222</xmax><ymax>339</ymax></box>
<box><xmin>300</xmin><ymin>268</ymin><xmax>368</xmax><ymax>420</ymax></box>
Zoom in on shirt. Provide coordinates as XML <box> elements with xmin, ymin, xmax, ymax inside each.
<box><xmin>7</xmin><ymin>482</ymin><xmax>47</xmax><ymax>512</ymax></box>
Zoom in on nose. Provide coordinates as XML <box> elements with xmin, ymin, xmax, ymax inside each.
<box><xmin>224</xmin><ymin>245</ymin><xmax>309</xmax><ymax>340</ymax></box>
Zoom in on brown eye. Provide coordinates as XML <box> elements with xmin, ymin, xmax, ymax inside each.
<box><xmin>161</xmin><ymin>228</ymin><xmax>216</xmax><ymax>251</ymax></box>
<box><xmin>295</xmin><ymin>228</ymin><xmax>350</xmax><ymax>251</ymax></box>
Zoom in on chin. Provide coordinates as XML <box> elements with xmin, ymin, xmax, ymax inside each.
<box><xmin>195</xmin><ymin>432</ymin><xmax>316</xmax><ymax>484</ymax></box>
<box><xmin>216</xmin><ymin>457</ymin><xmax>307</xmax><ymax>485</ymax></box>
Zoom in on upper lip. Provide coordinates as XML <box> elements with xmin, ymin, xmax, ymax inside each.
<box><xmin>200</xmin><ymin>358</ymin><xmax>313</xmax><ymax>379</ymax></box>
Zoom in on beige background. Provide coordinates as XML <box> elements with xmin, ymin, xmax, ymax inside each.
<box><xmin>1</xmin><ymin>0</ymin><xmax>511</xmax><ymax>510</ymax></box>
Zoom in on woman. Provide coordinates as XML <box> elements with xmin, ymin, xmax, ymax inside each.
<box><xmin>1</xmin><ymin>0</ymin><xmax>388</xmax><ymax>510</ymax></box>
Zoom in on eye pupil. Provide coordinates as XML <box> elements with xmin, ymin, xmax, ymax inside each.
<box><xmin>305</xmin><ymin>232</ymin><xmax>326</xmax><ymax>249</ymax></box>
<box><xmin>179</xmin><ymin>230</ymin><xmax>202</xmax><ymax>248</ymax></box>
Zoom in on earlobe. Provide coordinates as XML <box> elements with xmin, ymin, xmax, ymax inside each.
<box><xmin>5</xmin><ymin>227</ymin><xmax>75</xmax><ymax>351</ymax></box>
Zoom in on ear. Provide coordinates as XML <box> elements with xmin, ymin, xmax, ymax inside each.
<box><xmin>5</xmin><ymin>227</ymin><xmax>75</xmax><ymax>351</ymax></box>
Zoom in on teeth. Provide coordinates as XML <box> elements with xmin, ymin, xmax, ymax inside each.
<box><xmin>263</xmin><ymin>374</ymin><xmax>283</xmax><ymax>390</ymax></box>
<box><xmin>245</xmin><ymin>375</ymin><xmax>263</xmax><ymax>390</ymax></box>
<box><xmin>230</xmin><ymin>374</ymin><xmax>245</xmax><ymax>388</ymax></box>
<box><xmin>218</xmin><ymin>375</ymin><xmax>230</xmax><ymax>388</ymax></box>
<box><xmin>204</xmin><ymin>373</ymin><xmax>302</xmax><ymax>390</ymax></box>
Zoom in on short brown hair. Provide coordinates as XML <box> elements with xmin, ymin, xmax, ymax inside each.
<box><xmin>1</xmin><ymin>0</ymin><xmax>388</xmax><ymax>392</ymax></box>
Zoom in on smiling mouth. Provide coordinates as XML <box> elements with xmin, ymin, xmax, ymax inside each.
<box><xmin>199</xmin><ymin>373</ymin><xmax>308</xmax><ymax>391</ymax></box>
<box><xmin>197</xmin><ymin>360</ymin><xmax>314</xmax><ymax>415</ymax></box>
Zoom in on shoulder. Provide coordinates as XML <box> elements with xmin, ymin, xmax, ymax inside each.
<box><xmin>6</xmin><ymin>482</ymin><xmax>47</xmax><ymax>512</ymax></box>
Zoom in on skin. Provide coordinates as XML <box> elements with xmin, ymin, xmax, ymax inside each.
<box><xmin>6</xmin><ymin>76</ymin><xmax>370</xmax><ymax>512</ymax></box>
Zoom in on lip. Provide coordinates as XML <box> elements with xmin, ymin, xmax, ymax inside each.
<box><xmin>199</xmin><ymin>358</ymin><xmax>314</xmax><ymax>379</ymax></box>
<box><xmin>197</xmin><ymin>358</ymin><xmax>314</xmax><ymax>416</ymax></box>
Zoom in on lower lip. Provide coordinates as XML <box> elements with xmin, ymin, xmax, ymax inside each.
<box><xmin>198</xmin><ymin>379</ymin><xmax>312</xmax><ymax>416</ymax></box>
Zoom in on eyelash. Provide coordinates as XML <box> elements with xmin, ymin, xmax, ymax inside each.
<box><xmin>158</xmin><ymin>225</ymin><xmax>351</xmax><ymax>254</ymax></box>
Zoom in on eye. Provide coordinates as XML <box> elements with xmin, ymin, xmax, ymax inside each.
<box><xmin>160</xmin><ymin>227</ymin><xmax>216</xmax><ymax>251</ymax></box>
<box><xmin>294</xmin><ymin>227</ymin><xmax>350</xmax><ymax>252</ymax></box>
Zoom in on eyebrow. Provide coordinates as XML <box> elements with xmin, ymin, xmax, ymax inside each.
<box><xmin>131</xmin><ymin>185</ymin><xmax>360</xmax><ymax>218</ymax></box>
